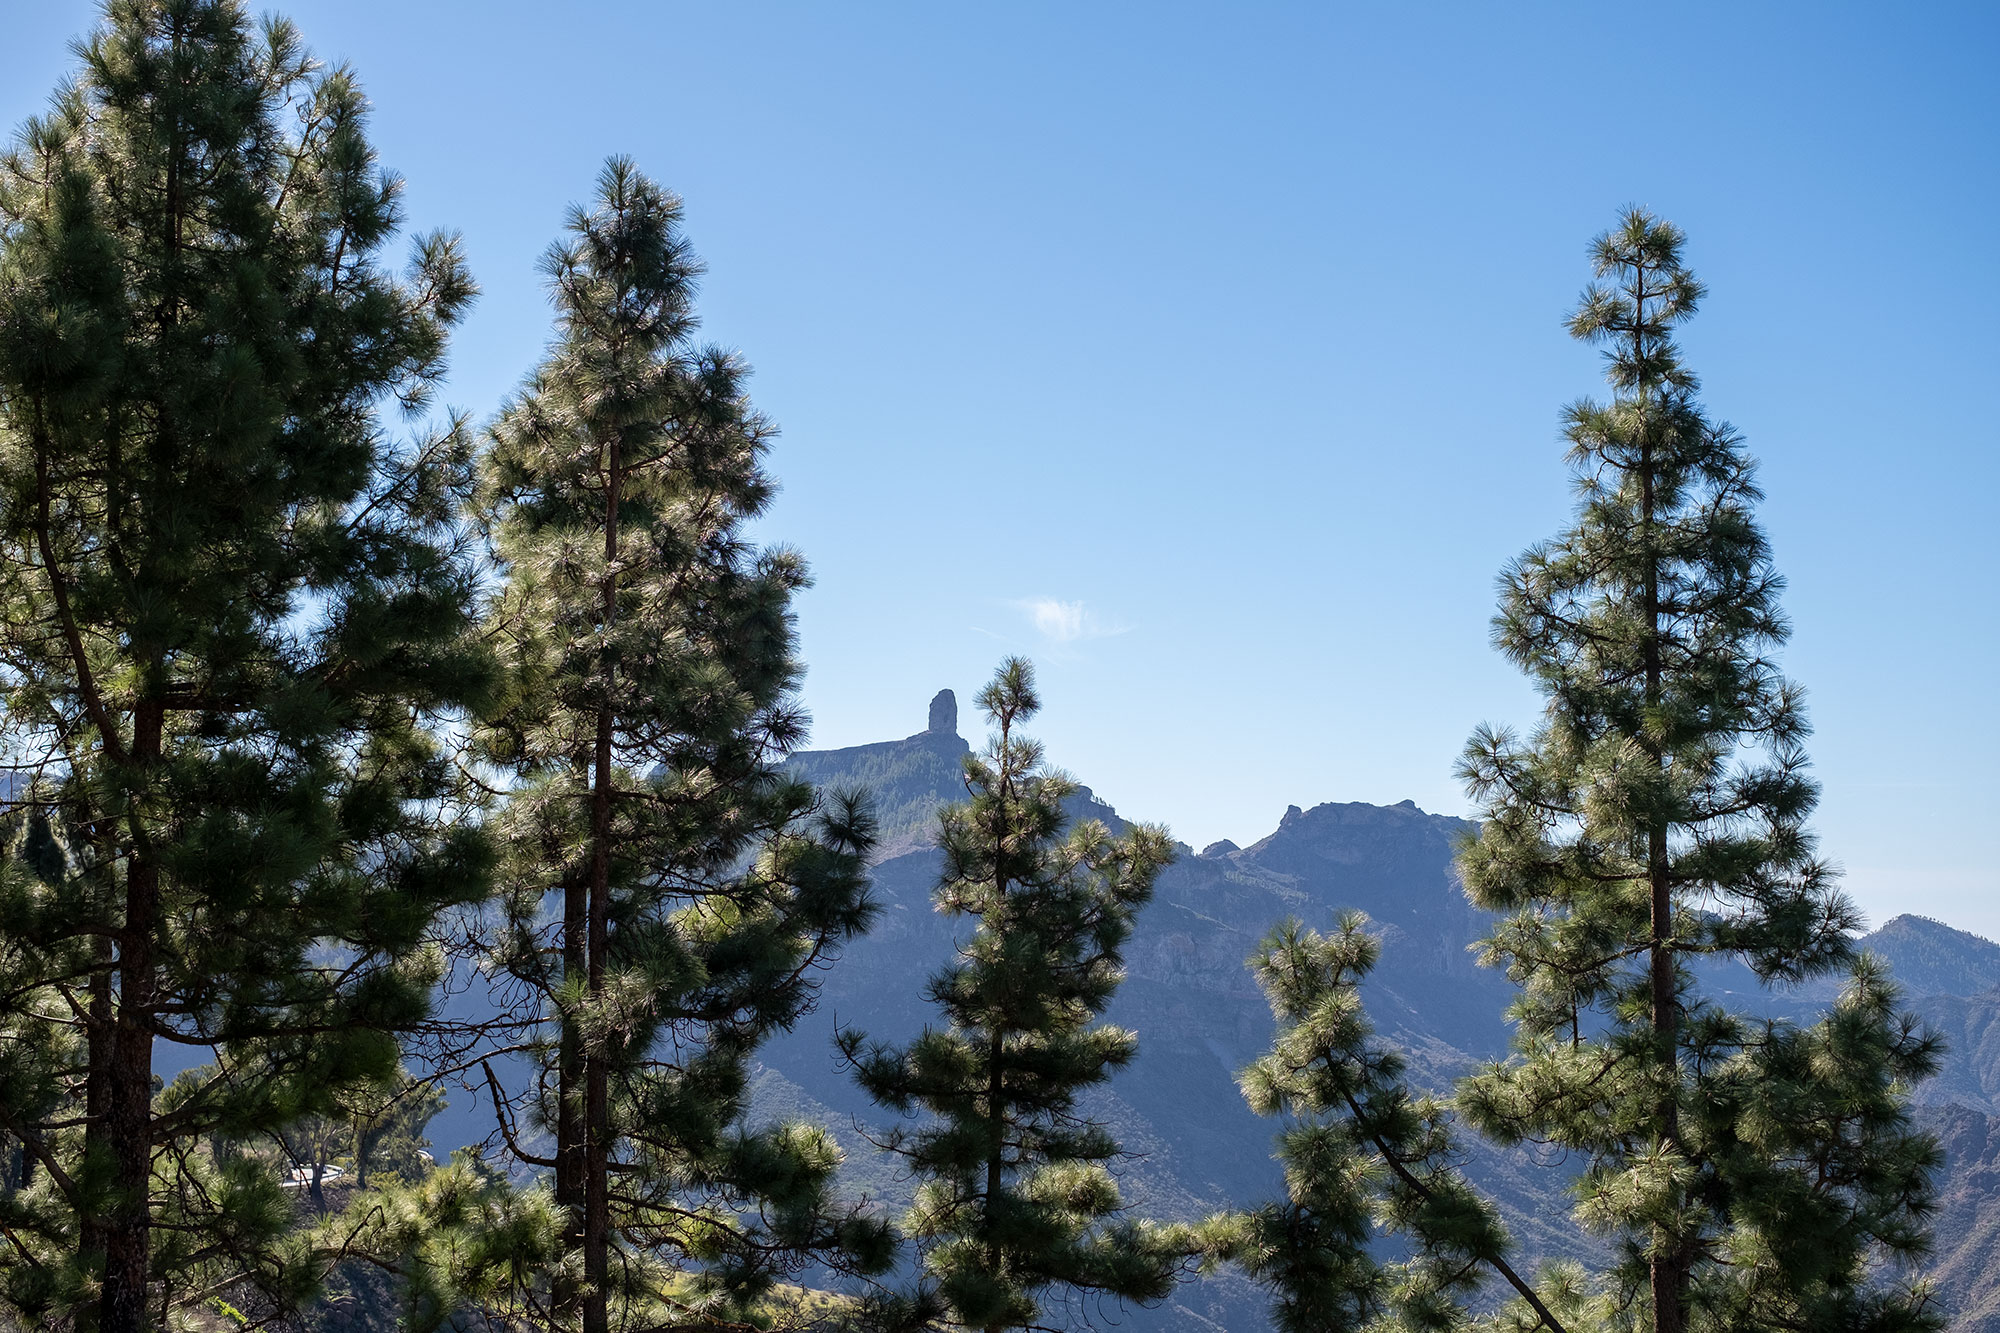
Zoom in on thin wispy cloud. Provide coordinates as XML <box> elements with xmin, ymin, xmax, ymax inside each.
<box><xmin>1014</xmin><ymin>598</ymin><xmax>1129</xmax><ymax>644</ymax></box>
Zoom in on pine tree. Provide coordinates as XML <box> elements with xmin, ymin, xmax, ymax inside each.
<box><xmin>0</xmin><ymin>3</ymin><xmax>492</xmax><ymax>1329</ymax></box>
<box><xmin>473</xmin><ymin>157</ymin><xmax>887</xmax><ymax>1333</ymax></box>
<box><xmin>841</xmin><ymin>658</ymin><xmax>1198</xmax><ymax>1333</ymax></box>
<box><xmin>1454</xmin><ymin>208</ymin><xmax>1940</xmax><ymax>1332</ymax></box>
<box><xmin>347</xmin><ymin>1067</ymin><xmax>447</xmax><ymax>1191</ymax></box>
<box><xmin>1235</xmin><ymin>913</ymin><xmax>1568</xmax><ymax>1333</ymax></box>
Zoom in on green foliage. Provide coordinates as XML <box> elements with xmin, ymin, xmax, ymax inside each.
<box><xmin>1452</xmin><ymin>209</ymin><xmax>1940</xmax><ymax>1332</ymax></box>
<box><xmin>347</xmin><ymin>1069</ymin><xmax>447</xmax><ymax>1190</ymax></box>
<box><xmin>1233</xmin><ymin>913</ymin><xmax>1555</xmax><ymax>1333</ymax></box>
<box><xmin>0</xmin><ymin>1</ymin><xmax>490</xmax><ymax>1327</ymax></box>
<box><xmin>248</xmin><ymin>1062</ymin><xmax>443</xmax><ymax>1216</ymax></box>
<box><xmin>842</xmin><ymin>658</ymin><xmax>1204</xmax><ymax>1332</ymax></box>
<box><xmin>0</xmin><ymin>12</ymin><xmax>1951</xmax><ymax>1329</ymax></box>
<box><xmin>470</xmin><ymin>157</ymin><xmax>888</xmax><ymax>1331</ymax></box>
<box><xmin>220</xmin><ymin>1145</ymin><xmax>571</xmax><ymax>1333</ymax></box>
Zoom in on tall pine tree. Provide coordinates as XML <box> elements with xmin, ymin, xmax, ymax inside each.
<box><xmin>0</xmin><ymin>3</ymin><xmax>491</xmax><ymax>1330</ymax></box>
<box><xmin>474</xmin><ymin>158</ymin><xmax>886</xmax><ymax>1333</ymax></box>
<box><xmin>1454</xmin><ymin>208</ymin><xmax>1939</xmax><ymax>1332</ymax></box>
<box><xmin>841</xmin><ymin>658</ymin><xmax>1198</xmax><ymax>1333</ymax></box>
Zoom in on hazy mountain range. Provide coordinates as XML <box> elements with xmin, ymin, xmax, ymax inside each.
<box><xmin>746</xmin><ymin>690</ymin><xmax>2000</xmax><ymax>1332</ymax></box>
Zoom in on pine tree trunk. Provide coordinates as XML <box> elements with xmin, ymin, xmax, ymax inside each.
<box><xmin>1637</xmin><ymin>305</ymin><xmax>1684</xmax><ymax>1333</ymax></box>
<box><xmin>1644</xmin><ymin>591</ymin><xmax>1682</xmax><ymax>1333</ymax></box>
<box><xmin>985</xmin><ymin>1024</ymin><xmax>1006</xmax><ymax>1333</ymax></box>
<box><xmin>100</xmin><ymin>704</ymin><xmax>162</xmax><ymax>1333</ymax></box>
<box><xmin>94</xmin><ymin>32</ymin><xmax>187</xmax><ymax>1326</ymax></box>
<box><xmin>78</xmin><ymin>938</ymin><xmax>114</xmax><ymax>1331</ymax></box>
<box><xmin>983</xmin><ymin>774</ymin><xmax>1009</xmax><ymax>1333</ymax></box>
<box><xmin>585</xmin><ymin>745</ymin><xmax>611</xmax><ymax>1333</ymax></box>
<box><xmin>1647</xmin><ymin>825</ymin><xmax>1681</xmax><ymax>1333</ymax></box>
<box><xmin>583</xmin><ymin>440</ymin><xmax>622</xmax><ymax>1333</ymax></box>
<box><xmin>557</xmin><ymin>870</ymin><xmax>586</xmax><ymax>1320</ymax></box>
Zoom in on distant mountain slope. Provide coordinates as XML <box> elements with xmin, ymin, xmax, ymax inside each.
<box><xmin>782</xmin><ymin>688</ymin><xmax>1129</xmax><ymax>860</ymax></box>
<box><xmin>782</xmin><ymin>689</ymin><xmax>972</xmax><ymax>860</ymax></box>
<box><xmin>761</xmin><ymin>691</ymin><xmax>2000</xmax><ymax>1331</ymax></box>
<box><xmin>1924</xmin><ymin>1104</ymin><xmax>2000</xmax><ymax>1332</ymax></box>
<box><xmin>1855</xmin><ymin>915</ymin><xmax>2000</xmax><ymax>1001</ymax></box>
<box><xmin>766</xmin><ymin>698</ymin><xmax>1544</xmax><ymax>1329</ymax></box>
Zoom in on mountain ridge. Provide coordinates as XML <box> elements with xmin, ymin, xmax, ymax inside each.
<box><xmin>760</xmin><ymin>692</ymin><xmax>2000</xmax><ymax>1331</ymax></box>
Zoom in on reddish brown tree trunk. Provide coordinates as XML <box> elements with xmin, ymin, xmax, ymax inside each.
<box><xmin>1636</xmin><ymin>268</ymin><xmax>1684</xmax><ymax>1333</ymax></box>
<box><xmin>78</xmin><ymin>938</ymin><xmax>114</xmax><ymax>1327</ymax></box>
<box><xmin>583</xmin><ymin>437</ymin><xmax>622</xmax><ymax>1333</ymax></box>
<box><xmin>1647</xmin><ymin>824</ymin><xmax>1681</xmax><ymax>1333</ymax></box>
<box><xmin>555</xmin><ymin>867</ymin><xmax>586</xmax><ymax>1320</ymax></box>
<box><xmin>99</xmin><ymin>703</ymin><xmax>162</xmax><ymax>1333</ymax></box>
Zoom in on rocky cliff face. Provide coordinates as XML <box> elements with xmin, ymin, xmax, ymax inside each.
<box><xmin>766</xmin><ymin>695</ymin><xmax>2000</xmax><ymax>1331</ymax></box>
<box><xmin>1923</xmin><ymin>1104</ymin><xmax>2000</xmax><ymax>1329</ymax></box>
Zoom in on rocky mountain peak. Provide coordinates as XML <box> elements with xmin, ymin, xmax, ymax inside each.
<box><xmin>1854</xmin><ymin>914</ymin><xmax>2000</xmax><ymax>999</ymax></box>
<box><xmin>926</xmin><ymin>688</ymin><xmax>958</xmax><ymax>737</ymax></box>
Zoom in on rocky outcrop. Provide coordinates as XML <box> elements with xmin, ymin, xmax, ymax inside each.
<box><xmin>925</xmin><ymin>688</ymin><xmax>957</xmax><ymax>737</ymax></box>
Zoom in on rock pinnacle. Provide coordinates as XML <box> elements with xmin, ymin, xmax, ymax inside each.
<box><xmin>927</xmin><ymin>688</ymin><xmax>958</xmax><ymax>736</ymax></box>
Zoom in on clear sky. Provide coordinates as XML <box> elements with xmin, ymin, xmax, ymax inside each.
<box><xmin>6</xmin><ymin>4</ymin><xmax>1997</xmax><ymax>933</ymax></box>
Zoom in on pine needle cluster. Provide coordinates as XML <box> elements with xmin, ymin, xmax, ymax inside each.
<box><xmin>1233</xmin><ymin>913</ymin><xmax>1563</xmax><ymax>1333</ymax></box>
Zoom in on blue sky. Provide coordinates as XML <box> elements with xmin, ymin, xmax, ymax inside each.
<box><xmin>6</xmin><ymin>3</ymin><xmax>1997</xmax><ymax>933</ymax></box>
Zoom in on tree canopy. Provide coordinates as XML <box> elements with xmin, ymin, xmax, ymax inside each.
<box><xmin>0</xmin><ymin>2</ymin><xmax>489</xmax><ymax>1327</ymax></box>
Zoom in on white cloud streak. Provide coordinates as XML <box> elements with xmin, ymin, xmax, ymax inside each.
<box><xmin>1015</xmin><ymin>598</ymin><xmax>1128</xmax><ymax>644</ymax></box>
